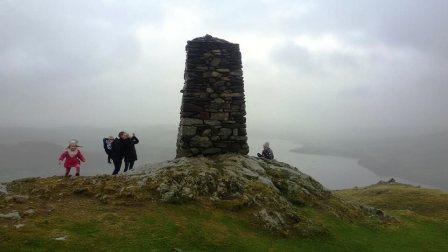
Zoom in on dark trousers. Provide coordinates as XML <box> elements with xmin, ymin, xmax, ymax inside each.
<box><xmin>112</xmin><ymin>158</ymin><xmax>123</xmax><ymax>175</ymax></box>
<box><xmin>124</xmin><ymin>160</ymin><xmax>135</xmax><ymax>172</ymax></box>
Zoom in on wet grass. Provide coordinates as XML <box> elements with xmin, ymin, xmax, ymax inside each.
<box><xmin>1</xmin><ymin>198</ymin><xmax>448</xmax><ymax>251</ymax></box>
<box><xmin>335</xmin><ymin>182</ymin><xmax>448</xmax><ymax>220</ymax></box>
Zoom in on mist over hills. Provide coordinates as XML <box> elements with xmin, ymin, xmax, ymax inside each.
<box><xmin>0</xmin><ymin>126</ymin><xmax>447</xmax><ymax>190</ymax></box>
<box><xmin>293</xmin><ymin>130</ymin><xmax>448</xmax><ymax>190</ymax></box>
<box><xmin>0</xmin><ymin>142</ymin><xmax>107</xmax><ymax>181</ymax></box>
<box><xmin>0</xmin><ymin>126</ymin><xmax>177</xmax><ymax>182</ymax></box>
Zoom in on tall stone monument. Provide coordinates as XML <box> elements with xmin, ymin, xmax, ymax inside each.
<box><xmin>176</xmin><ymin>35</ymin><xmax>249</xmax><ymax>157</ymax></box>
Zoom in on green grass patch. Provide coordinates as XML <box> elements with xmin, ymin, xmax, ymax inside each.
<box><xmin>1</xmin><ymin>198</ymin><xmax>448</xmax><ymax>251</ymax></box>
<box><xmin>336</xmin><ymin>183</ymin><xmax>448</xmax><ymax>220</ymax></box>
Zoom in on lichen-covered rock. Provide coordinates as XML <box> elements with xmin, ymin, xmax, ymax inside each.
<box><xmin>0</xmin><ymin>211</ymin><xmax>21</xmax><ymax>220</ymax></box>
<box><xmin>0</xmin><ymin>183</ymin><xmax>7</xmax><ymax>194</ymax></box>
<box><xmin>3</xmin><ymin>154</ymin><xmax>389</xmax><ymax>235</ymax></box>
<box><xmin>255</xmin><ymin>209</ymin><xmax>289</xmax><ymax>233</ymax></box>
<box><xmin>131</xmin><ymin>154</ymin><xmax>335</xmax><ymax>233</ymax></box>
<box><xmin>5</xmin><ymin>194</ymin><xmax>29</xmax><ymax>204</ymax></box>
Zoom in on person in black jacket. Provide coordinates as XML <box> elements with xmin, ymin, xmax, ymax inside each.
<box><xmin>123</xmin><ymin>133</ymin><xmax>139</xmax><ymax>172</ymax></box>
<box><xmin>111</xmin><ymin>131</ymin><xmax>126</xmax><ymax>175</ymax></box>
<box><xmin>257</xmin><ymin>142</ymin><xmax>274</xmax><ymax>160</ymax></box>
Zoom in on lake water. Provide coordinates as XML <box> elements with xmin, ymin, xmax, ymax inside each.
<box><xmin>0</xmin><ymin>137</ymin><xmax>433</xmax><ymax>190</ymax></box>
<box><xmin>248</xmin><ymin>138</ymin><xmax>422</xmax><ymax>190</ymax></box>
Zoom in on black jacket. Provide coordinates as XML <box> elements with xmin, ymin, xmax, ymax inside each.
<box><xmin>257</xmin><ymin>148</ymin><xmax>274</xmax><ymax>160</ymax></box>
<box><xmin>111</xmin><ymin>138</ymin><xmax>125</xmax><ymax>160</ymax></box>
<box><xmin>123</xmin><ymin>136</ymin><xmax>139</xmax><ymax>161</ymax></box>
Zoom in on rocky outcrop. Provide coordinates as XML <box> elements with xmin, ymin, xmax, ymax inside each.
<box><xmin>0</xmin><ymin>183</ymin><xmax>7</xmax><ymax>194</ymax></box>
<box><xmin>132</xmin><ymin>155</ymin><xmax>389</xmax><ymax>233</ymax></box>
<box><xmin>3</xmin><ymin>155</ymin><xmax>390</xmax><ymax>235</ymax></box>
<box><xmin>176</xmin><ymin>35</ymin><xmax>248</xmax><ymax>157</ymax></box>
<box><xmin>0</xmin><ymin>211</ymin><xmax>21</xmax><ymax>220</ymax></box>
<box><xmin>137</xmin><ymin>154</ymin><xmax>330</xmax><ymax>205</ymax></box>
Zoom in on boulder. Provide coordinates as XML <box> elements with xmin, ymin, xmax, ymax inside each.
<box><xmin>0</xmin><ymin>211</ymin><xmax>21</xmax><ymax>220</ymax></box>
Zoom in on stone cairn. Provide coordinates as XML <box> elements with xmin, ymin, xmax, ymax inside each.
<box><xmin>176</xmin><ymin>35</ymin><xmax>249</xmax><ymax>157</ymax></box>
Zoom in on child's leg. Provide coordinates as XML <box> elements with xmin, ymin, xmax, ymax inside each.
<box><xmin>124</xmin><ymin>160</ymin><xmax>129</xmax><ymax>172</ymax></box>
<box><xmin>75</xmin><ymin>164</ymin><xmax>80</xmax><ymax>176</ymax></box>
<box><xmin>112</xmin><ymin>159</ymin><xmax>122</xmax><ymax>175</ymax></box>
<box><xmin>107</xmin><ymin>156</ymin><xmax>111</xmax><ymax>164</ymax></box>
<box><xmin>65</xmin><ymin>167</ymin><xmax>71</xmax><ymax>176</ymax></box>
<box><xmin>129</xmin><ymin>160</ymin><xmax>135</xmax><ymax>170</ymax></box>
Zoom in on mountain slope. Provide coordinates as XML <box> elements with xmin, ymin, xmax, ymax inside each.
<box><xmin>1</xmin><ymin>155</ymin><xmax>447</xmax><ymax>251</ymax></box>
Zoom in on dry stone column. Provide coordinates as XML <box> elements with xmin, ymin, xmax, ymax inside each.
<box><xmin>176</xmin><ymin>35</ymin><xmax>249</xmax><ymax>157</ymax></box>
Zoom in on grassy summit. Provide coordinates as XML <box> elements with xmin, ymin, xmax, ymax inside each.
<box><xmin>1</xmin><ymin>155</ymin><xmax>447</xmax><ymax>251</ymax></box>
<box><xmin>335</xmin><ymin>182</ymin><xmax>448</xmax><ymax>220</ymax></box>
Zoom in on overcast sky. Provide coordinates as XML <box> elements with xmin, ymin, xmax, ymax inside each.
<box><xmin>1</xmin><ymin>0</ymin><xmax>447</xmax><ymax>134</ymax></box>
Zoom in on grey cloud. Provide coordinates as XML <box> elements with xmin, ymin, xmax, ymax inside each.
<box><xmin>270</xmin><ymin>42</ymin><xmax>362</xmax><ymax>76</ymax></box>
<box><xmin>0</xmin><ymin>0</ymin><xmax>447</xmax><ymax>132</ymax></box>
<box><xmin>270</xmin><ymin>43</ymin><xmax>313</xmax><ymax>72</ymax></box>
<box><xmin>338</xmin><ymin>86</ymin><xmax>371</xmax><ymax>99</ymax></box>
<box><xmin>0</xmin><ymin>1</ymin><xmax>142</xmax><ymax>81</ymax></box>
<box><xmin>301</xmin><ymin>0</ymin><xmax>448</xmax><ymax>60</ymax></box>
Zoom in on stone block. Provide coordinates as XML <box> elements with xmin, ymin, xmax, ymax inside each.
<box><xmin>198</xmin><ymin>112</ymin><xmax>210</xmax><ymax>120</ymax></box>
<box><xmin>181</xmin><ymin>126</ymin><xmax>197</xmax><ymax>136</ymax></box>
<box><xmin>210</xmin><ymin>58</ymin><xmax>221</xmax><ymax>66</ymax></box>
<box><xmin>210</xmin><ymin>112</ymin><xmax>229</xmax><ymax>121</ymax></box>
<box><xmin>203</xmin><ymin>148</ymin><xmax>222</xmax><ymax>155</ymax></box>
<box><xmin>202</xmin><ymin>129</ymin><xmax>212</xmax><ymax>136</ymax></box>
<box><xmin>183</xmin><ymin>103</ymin><xmax>203</xmax><ymax>112</ymax></box>
<box><xmin>218</xmin><ymin>128</ymin><xmax>233</xmax><ymax>136</ymax></box>
<box><xmin>181</xmin><ymin>118</ymin><xmax>204</xmax><ymax>126</ymax></box>
<box><xmin>204</xmin><ymin>120</ymin><xmax>221</xmax><ymax>126</ymax></box>
<box><xmin>190</xmin><ymin>136</ymin><xmax>213</xmax><ymax>148</ymax></box>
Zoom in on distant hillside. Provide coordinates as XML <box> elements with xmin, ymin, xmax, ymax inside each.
<box><xmin>0</xmin><ymin>125</ymin><xmax>178</xmax><ymax>160</ymax></box>
<box><xmin>0</xmin><ymin>142</ymin><xmax>108</xmax><ymax>181</ymax></box>
<box><xmin>0</xmin><ymin>125</ymin><xmax>178</xmax><ymax>181</ymax></box>
<box><xmin>292</xmin><ymin>131</ymin><xmax>448</xmax><ymax>190</ymax></box>
<box><xmin>336</xmin><ymin>182</ymin><xmax>448</xmax><ymax>220</ymax></box>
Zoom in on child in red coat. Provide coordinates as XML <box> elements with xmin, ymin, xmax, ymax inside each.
<box><xmin>58</xmin><ymin>139</ymin><xmax>86</xmax><ymax>177</ymax></box>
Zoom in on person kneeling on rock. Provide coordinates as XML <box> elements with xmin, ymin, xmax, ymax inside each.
<box><xmin>257</xmin><ymin>142</ymin><xmax>274</xmax><ymax>160</ymax></box>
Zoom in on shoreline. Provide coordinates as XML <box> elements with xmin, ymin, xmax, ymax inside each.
<box><xmin>290</xmin><ymin>147</ymin><xmax>447</xmax><ymax>191</ymax></box>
